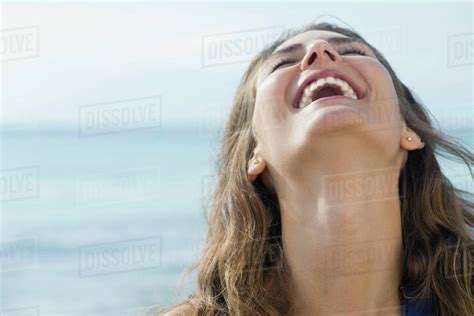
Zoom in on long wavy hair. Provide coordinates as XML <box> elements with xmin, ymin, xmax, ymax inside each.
<box><xmin>160</xmin><ymin>22</ymin><xmax>474</xmax><ymax>316</ymax></box>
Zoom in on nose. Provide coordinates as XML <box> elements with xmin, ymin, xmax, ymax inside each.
<box><xmin>300</xmin><ymin>40</ymin><xmax>341</xmax><ymax>71</ymax></box>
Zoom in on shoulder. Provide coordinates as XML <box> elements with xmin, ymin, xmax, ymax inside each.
<box><xmin>162</xmin><ymin>300</ymin><xmax>199</xmax><ymax>316</ymax></box>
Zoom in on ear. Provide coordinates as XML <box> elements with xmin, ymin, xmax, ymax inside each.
<box><xmin>247</xmin><ymin>146</ymin><xmax>267</xmax><ymax>182</ymax></box>
<box><xmin>401</xmin><ymin>124</ymin><xmax>425</xmax><ymax>151</ymax></box>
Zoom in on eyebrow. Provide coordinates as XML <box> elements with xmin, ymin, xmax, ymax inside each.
<box><xmin>271</xmin><ymin>36</ymin><xmax>366</xmax><ymax>56</ymax></box>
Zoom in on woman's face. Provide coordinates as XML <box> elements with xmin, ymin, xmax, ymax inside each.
<box><xmin>252</xmin><ymin>30</ymin><xmax>406</xmax><ymax>178</ymax></box>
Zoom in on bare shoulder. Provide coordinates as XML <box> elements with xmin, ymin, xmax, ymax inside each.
<box><xmin>162</xmin><ymin>300</ymin><xmax>198</xmax><ymax>316</ymax></box>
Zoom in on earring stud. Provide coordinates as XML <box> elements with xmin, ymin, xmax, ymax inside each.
<box><xmin>406</xmin><ymin>136</ymin><xmax>412</xmax><ymax>142</ymax></box>
<box><xmin>252</xmin><ymin>158</ymin><xmax>259</xmax><ymax>165</ymax></box>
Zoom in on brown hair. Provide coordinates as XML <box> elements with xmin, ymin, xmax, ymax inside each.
<box><xmin>160</xmin><ymin>22</ymin><xmax>473</xmax><ymax>316</ymax></box>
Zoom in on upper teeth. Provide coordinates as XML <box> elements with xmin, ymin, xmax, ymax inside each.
<box><xmin>298</xmin><ymin>76</ymin><xmax>358</xmax><ymax>109</ymax></box>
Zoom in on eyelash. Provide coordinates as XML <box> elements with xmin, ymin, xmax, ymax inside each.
<box><xmin>338</xmin><ymin>48</ymin><xmax>367</xmax><ymax>56</ymax></box>
<box><xmin>269</xmin><ymin>48</ymin><xmax>368</xmax><ymax>73</ymax></box>
<box><xmin>270</xmin><ymin>59</ymin><xmax>296</xmax><ymax>73</ymax></box>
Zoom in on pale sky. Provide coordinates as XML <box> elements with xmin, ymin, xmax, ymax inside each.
<box><xmin>1</xmin><ymin>1</ymin><xmax>472</xmax><ymax>132</ymax></box>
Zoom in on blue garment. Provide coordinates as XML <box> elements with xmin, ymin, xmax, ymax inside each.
<box><xmin>401</xmin><ymin>286</ymin><xmax>436</xmax><ymax>316</ymax></box>
<box><xmin>403</xmin><ymin>300</ymin><xmax>435</xmax><ymax>316</ymax></box>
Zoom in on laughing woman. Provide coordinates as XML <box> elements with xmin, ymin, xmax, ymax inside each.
<box><xmin>161</xmin><ymin>22</ymin><xmax>473</xmax><ymax>316</ymax></box>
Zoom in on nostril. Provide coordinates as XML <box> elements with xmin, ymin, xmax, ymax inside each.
<box><xmin>308</xmin><ymin>52</ymin><xmax>317</xmax><ymax>65</ymax></box>
<box><xmin>325</xmin><ymin>50</ymin><xmax>335</xmax><ymax>61</ymax></box>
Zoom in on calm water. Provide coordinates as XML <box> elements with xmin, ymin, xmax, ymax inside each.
<box><xmin>0</xmin><ymin>127</ymin><xmax>472</xmax><ymax>316</ymax></box>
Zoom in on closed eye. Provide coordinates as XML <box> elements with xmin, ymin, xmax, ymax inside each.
<box><xmin>269</xmin><ymin>48</ymin><xmax>368</xmax><ymax>73</ymax></box>
<box><xmin>269</xmin><ymin>58</ymin><xmax>297</xmax><ymax>73</ymax></box>
<box><xmin>338</xmin><ymin>48</ymin><xmax>367</xmax><ymax>56</ymax></box>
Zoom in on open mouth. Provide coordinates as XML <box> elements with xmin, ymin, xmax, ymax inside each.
<box><xmin>314</xmin><ymin>85</ymin><xmax>345</xmax><ymax>100</ymax></box>
<box><xmin>294</xmin><ymin>71</ymin><xmax>364</xmax><ymax>109</ymax></box>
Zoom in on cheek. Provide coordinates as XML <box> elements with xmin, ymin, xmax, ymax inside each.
<box><xmin>355</xmin><ymin>59</ymin><xmax>402</xmax><ymax>128</ymax></box>
<box><xmin>356</xmin><ymin>60</ymin><xmax>404</xmax><ymax>157</ymax></box>
<box><xmin>256</xmin><ymin>71</ymin><xmax>291</xmax><ymax>109</ymax></box>
<box><xmin>355</xmin><ymin>58</ymin><xmax>398</xmax><ymax>100</ymax></box>
<box><xmin>253</xmin><ymin>72</ymin><xmax>295</xmax><ymax>165</ymax></box>
<box><xmin>254</xmin><ymin>71</ymin><xmax>294</xmax><ymax>132</ymax></box>
<box><xmin>253</xmin><ymin>88</ymin><xmax>286</xmax><ymax>157</ymax></box>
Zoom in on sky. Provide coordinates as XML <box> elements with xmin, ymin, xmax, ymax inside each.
<box><xmin>1</xmin><ymin>1</ymin><xmax>473</xmax><ymax>132</ymax></box>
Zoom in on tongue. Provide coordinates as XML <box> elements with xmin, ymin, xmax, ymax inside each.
<box><xmin>314</xmin><ymin>86</ymin><xmax>342</xmax><ymax>100</ymax></box>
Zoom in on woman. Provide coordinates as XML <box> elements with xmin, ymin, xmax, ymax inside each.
<box><xmin>161</xmin><ymin>22</ymin><xmax>473</xmax><ymax>315</ymax></box>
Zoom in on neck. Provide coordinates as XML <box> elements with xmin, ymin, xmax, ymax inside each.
<box><xmin>271</xmin><ymin>139</ymin><xmax>404</xmax><ymax>315</ymax></box>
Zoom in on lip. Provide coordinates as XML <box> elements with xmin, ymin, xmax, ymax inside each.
<box><xmin>293</xmin><ymin>69</ymin><xmax>365</xmax><ymax>109</ymax></box>
<box><xmin>312</xmin><ymin>95</ymin><xmax>353</xmax><ymax>102</ymax></box>
<box><xmin>302</xmin><ymin>95</ymin><xmax>357</xmax><ymax>109</ymax></box>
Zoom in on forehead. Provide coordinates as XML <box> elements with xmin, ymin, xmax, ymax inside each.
<box><xmin>274</xmin><ymin>30</ymin><xmax>349</xmax><ymax>52</ymax></box>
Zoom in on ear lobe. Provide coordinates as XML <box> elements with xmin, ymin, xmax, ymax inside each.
<box><xmin>247</xmin><ymin>156</ymin><xmax>266</xmax><ymax>182</ymax></box>
<box><xmin>401</xmin><ymin>128</ymin><xmax>425</xmax><ymax>151</ymax></box>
